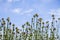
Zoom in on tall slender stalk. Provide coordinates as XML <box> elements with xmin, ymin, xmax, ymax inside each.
<box><xmin>0</xmin><ymin>14</ymin><xmax>60</xmax><ymax>40</ymax></box>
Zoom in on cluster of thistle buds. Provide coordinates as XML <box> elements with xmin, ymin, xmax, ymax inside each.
<box><xmin>0</xmin><ymin>14</ymin><xmax>60</xmax><ymax>40</ymax></box>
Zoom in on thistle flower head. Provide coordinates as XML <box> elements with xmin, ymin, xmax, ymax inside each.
<box><xmin>12</xmin><ymin>24</ymin><xmax>15</xmax><ymax>27</ymax></box>
<box><xmin>42</xmin><ymin>22</ymin><xmax>44</xmax><ymax>25</ymax></box>
<box><xmin>52</xmin><ymin>14</ymin><xmax>54</xmax><ymax>17</ymax></box>
<box><xmin>35</xmin><ymin>13</ymin><xmax>38</xmax><ymax>17</ymax></box>
<box><xmin>16</xmin><ymin>27</ymin><xmax>18</xmax><ymax>29</ymax></box>
<box><xmin>46</xmin><ymin>21</ymin><xmax>49</xmax><ymax>24</ymax></box>
<box><xmin>53</xmin><ymin>28</ymin><xmax>56</xmax><ymax>31</ymax></box>
<box><xmin>26</xmin><ymin>22</ymin><xmax>30</xmax><ymax>26</ymax></box>
<box><xmin>33</xmin><ymin>13</ymin><xmax>38</xmax><ymax>17</ymax></box>
<box><xmin>7</xmin><ymin>17</ymin><xmax>10</xmax><ymax>22</ymax></box>
<box><xmin>58</xmin><ymin>18</ymin><xmax>60</xmax><ymax>20</ymax></box>
<box><xmin>1</xmin><ymin>20</ymin><xmax>6</xmax><ymax>25</ymax></box>
<box><xmin>2</xmin><ymin>18</ymin><xmax>4</xmax><ymax>21</ymax></box>
<box><xmin>38</xmin><ymin>18</ymin><xmax>42</xmax><ymax>22</ymax></box>
<box><xmin>56</xmin><ymin>20</ymin><xmax>57</xmax><ymax>23</ymax></box>
<box><xmin>52</xmin><ymin>14</ymin><xmax>55</xmax><ymax>20</ymax></box>
<box><xmin>9</xmin><ymin>22</ymin><xmax>11</xmax><ymax>25</ymax></box>
<box><xmin>22</xmin><ymin>24</ymin><xmax>24</xmax><ymax>28</ymax></box>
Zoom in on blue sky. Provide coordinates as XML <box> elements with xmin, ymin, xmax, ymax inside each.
<box><xmin>0</xmin><ymin>0</ymin><xmax>60</xmax><ymax>28</ymax></box>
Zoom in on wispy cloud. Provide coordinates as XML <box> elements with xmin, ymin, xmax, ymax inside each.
<box><xmin>11</xmin><ymin>8</ymin><xmax>34</xmax><ymax>15</ymax></box>
<box><xmin>11</xmin><ymin>8</ymin><xmax>22</xmax><ymax>14</ymax></box>
<box><xmin>21</xmin><ymin>9</ymin><xmax>34</xmax><ymax>15</ymax></box>
<box><xmin>23</xmin><ymin>9</ymin><xmax>34</xmax><ymax>13</ymax></box>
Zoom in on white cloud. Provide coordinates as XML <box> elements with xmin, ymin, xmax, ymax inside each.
<box><xmin>5</xmin><ymin>8</ymin><xmax>34</xmax><ymax>15</ymax></box>
<box><xmin>23</xmin><ymin>9</ymin><xmax>34</xmax><ymax>13</ymax></box>
<box><xmin>21</xmin><ymin>9</ymin><xmax>34</xmax><ymax>15</ymax></box>
<box><xmin>12</xmin><ymin>8</ymin><xmax>22</xmax><ymax>14</ymax></box>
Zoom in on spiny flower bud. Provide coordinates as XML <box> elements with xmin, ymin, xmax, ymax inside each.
<box><xmin>58</xmin><ymin>18</ymin><xmax>60</xmax><ymax>20</ymax></box>
<box><xmin>1</xmin><ymin>20</ymin><xmax>6</xmax><ymax>25</ymax></box>
<box><xmin>7</xmin><ymin>17</ymin><xmax>10</xmax><ymax>22</ymax></box>
<box><xmin>12</xmin><ymin>24</ymin><xmax>15</xmax><ymax>27</ymax></box>
<box><xmin>9</xmin><ymin>22</ymin><xmax>11</xmax><ymax>25</ymax></box>
<box><xmin>2</xmin><ymin>18</ymin><xmax>4</xmax><ymax>20</ymax></box>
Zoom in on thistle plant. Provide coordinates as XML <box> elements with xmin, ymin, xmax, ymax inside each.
<box><xmin>0</xmin><ymin>14</ymin><xmax>60</xmax><ymax>40</ymax></box>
